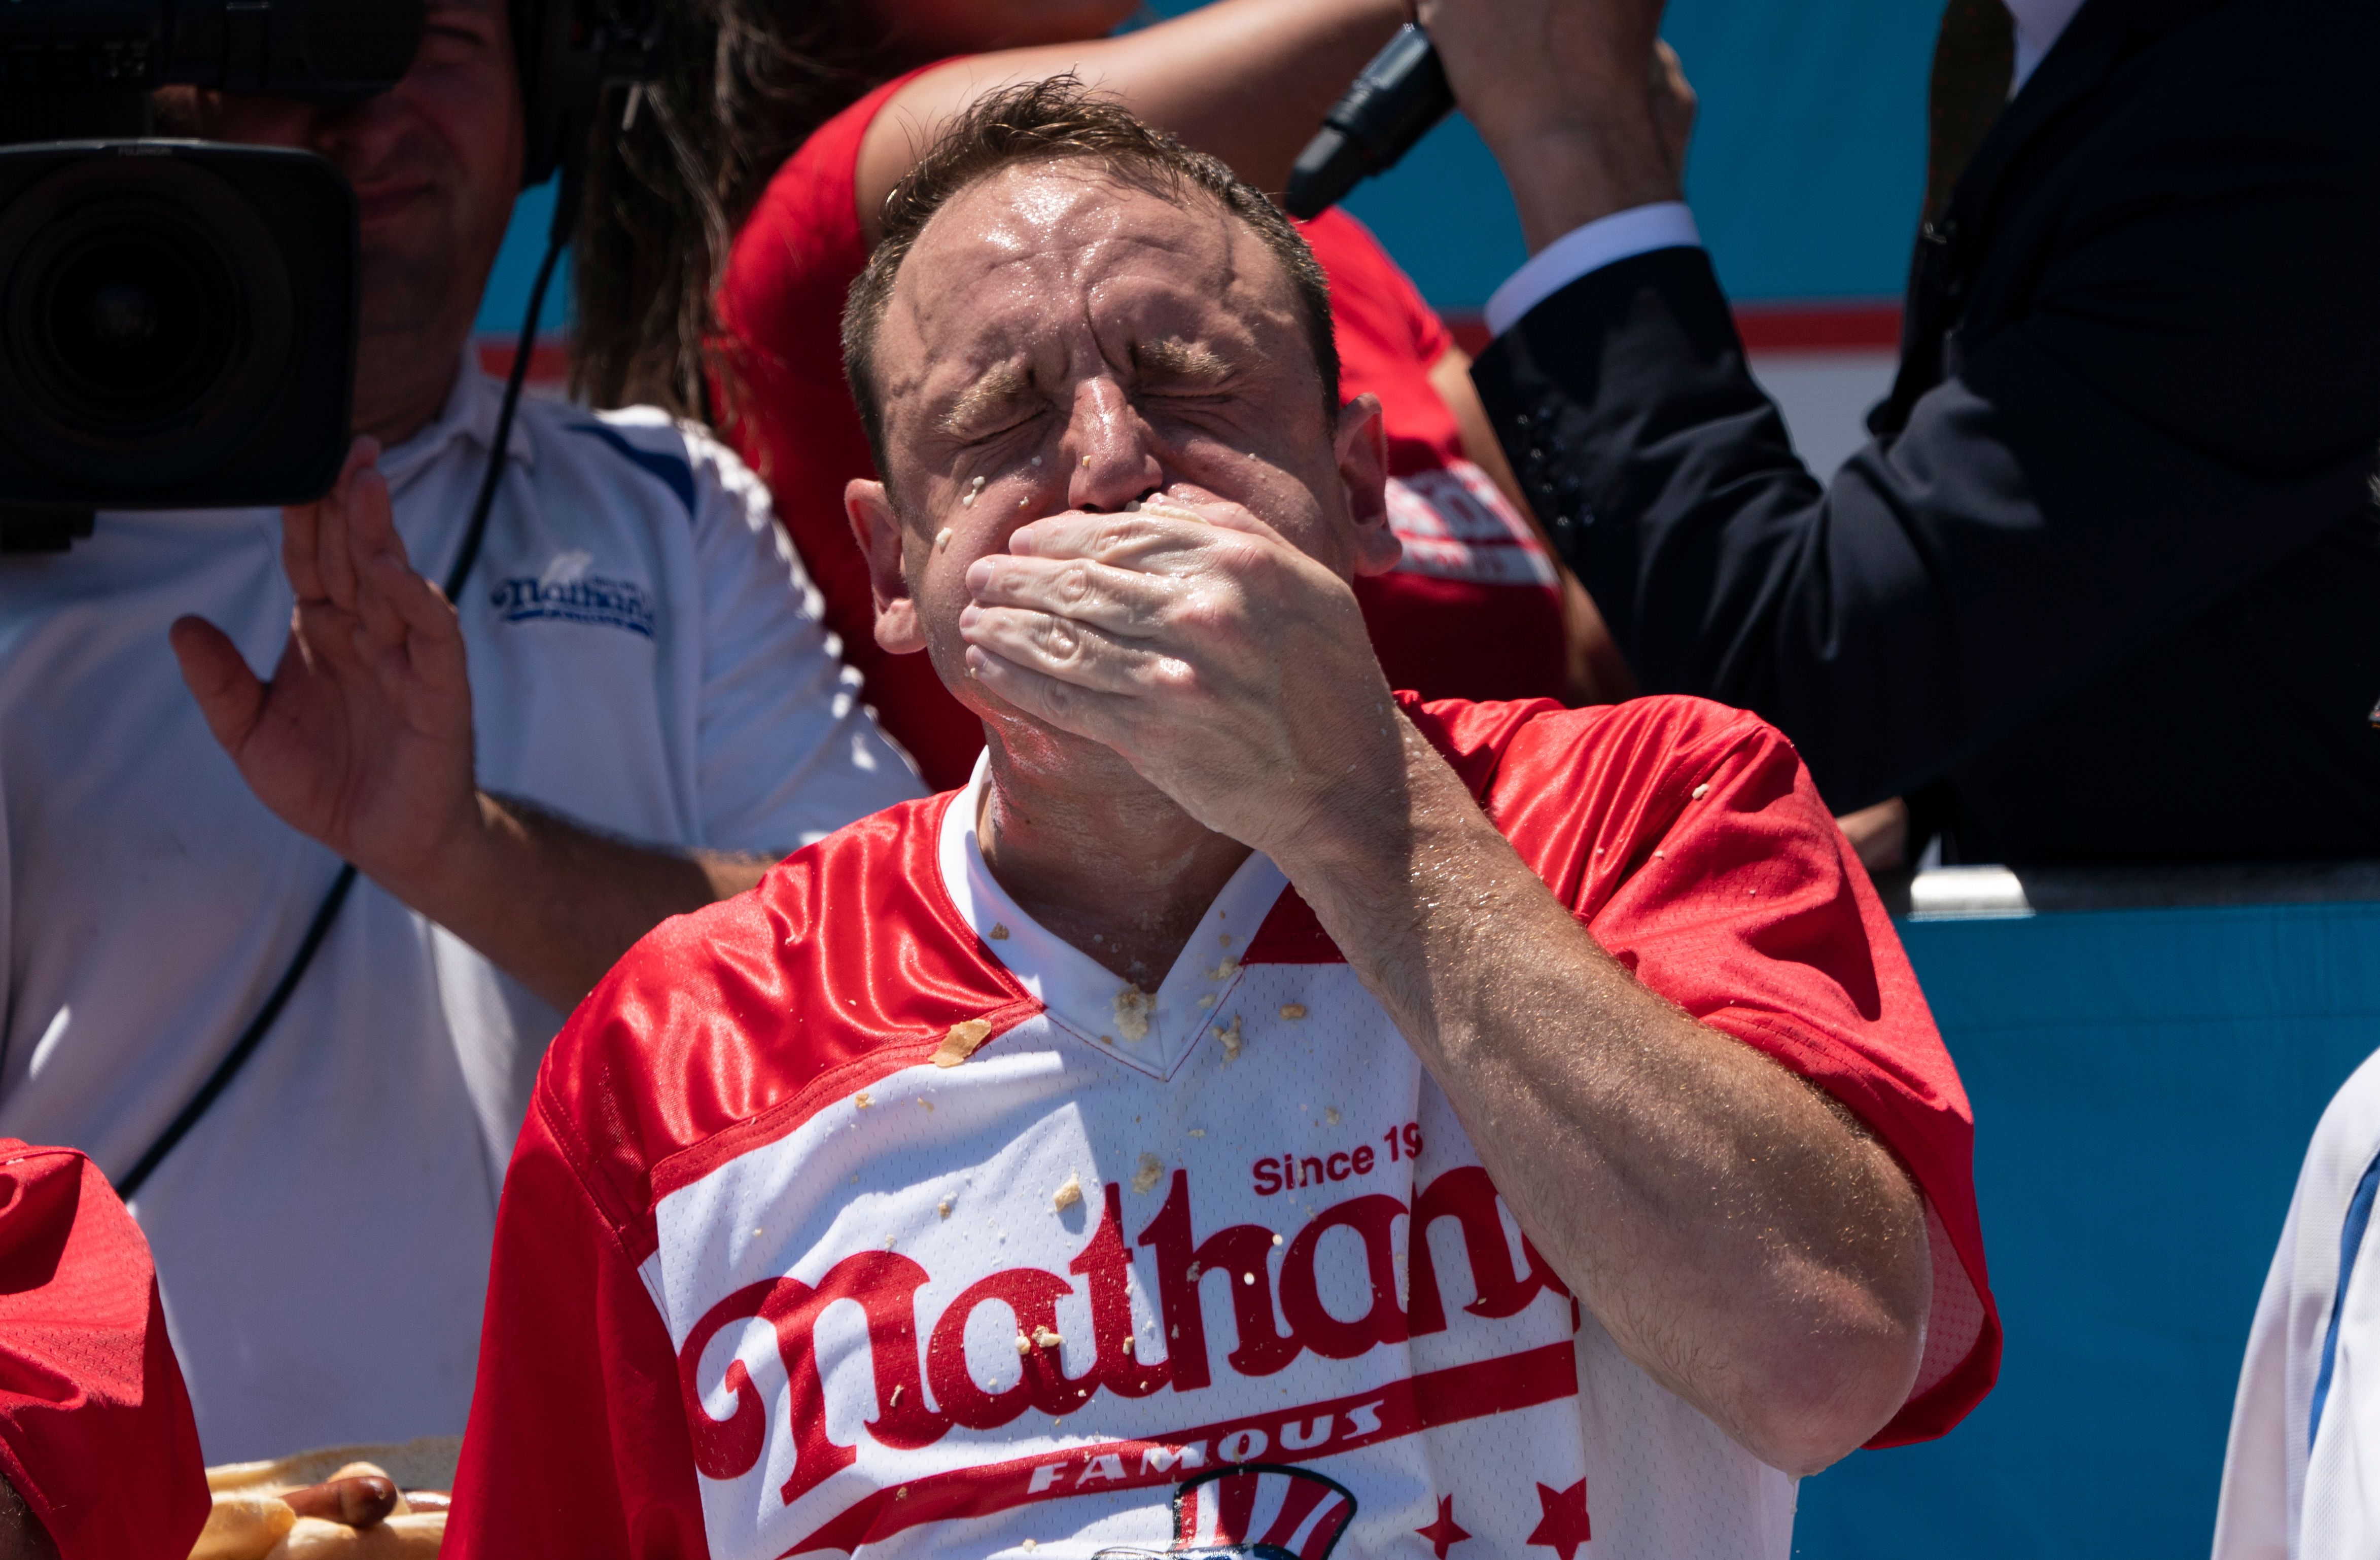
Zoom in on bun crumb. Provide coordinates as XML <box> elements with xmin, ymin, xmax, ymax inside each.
<box><xmin>932</xmin><ymin>1019</ymin><xmax>996</xmax><ymax>1068</ymax></box>
<box><xmin>1052</xmin><ymin>1172</ymin><xmax>1083</xmax><ymax>1212</ymax></box>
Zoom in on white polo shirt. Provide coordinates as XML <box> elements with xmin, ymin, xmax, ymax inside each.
<box><xmin>0</xmin><ymin>362</ymin><xmax>923</xmax><ymax>1461</ymax></box>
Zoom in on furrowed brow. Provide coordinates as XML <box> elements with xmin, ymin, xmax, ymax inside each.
<box><xmin>1132</xmin><ymin>337</ymin><xmax>1234</xmax><ymax>386</ymax></box>
<box><xmin>939</xmin><ymin>361</ymin><xmax>1033</xmax><ymax>436</ymax></box>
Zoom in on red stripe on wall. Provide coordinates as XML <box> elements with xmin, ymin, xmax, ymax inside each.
<box><xmin>1445</xmin><ymin>300</ymin><xmax>1901</xmax><ymax>360</ymax></box>
<box><xmin>475</xmin><ymin>336</ymin><xmax>571</xmax><ymax>385</ymax></box>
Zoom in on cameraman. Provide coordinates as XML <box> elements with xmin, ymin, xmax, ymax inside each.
<box><xmin>0</xmin><ymin>0</ymin><xmax>920</xmax><ymax>1459</ymax></box>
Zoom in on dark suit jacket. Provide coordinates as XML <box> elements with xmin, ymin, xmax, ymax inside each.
<box><xmin>1472</xmin><ymin>0</ymin><xmax>2380</xmax><ymax>864</ymax></box>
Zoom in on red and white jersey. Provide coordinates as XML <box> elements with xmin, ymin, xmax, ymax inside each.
<box><xmin>450</xmin><ymin>695</ymin><xmax>2000</xmax><ymax>1560</ymax></box>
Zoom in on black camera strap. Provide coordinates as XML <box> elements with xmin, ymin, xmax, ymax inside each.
<box><xmin>116</xmin><ymin>213</ymin><xmax>572</xmax><ymax>1201</ymax></box>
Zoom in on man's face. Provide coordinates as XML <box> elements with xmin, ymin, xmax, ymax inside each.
<box><xmin>174</xmin><ymin>0</ymin><xmax>524</xmax><ymax>412</ymax></box>
<box><xmin>849</xmin><ymin>161</ymin><xmax>1396</xmax><ymax>751</ymax></box>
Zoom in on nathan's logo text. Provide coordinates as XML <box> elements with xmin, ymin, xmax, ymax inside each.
<box><xmin>676</xmin><ymin>1167</ymin><xmax>1567</xmax><ymax>1511</ymax></box>
<box><xmin>489</xmin><ymin>573</ymin><xmax>656</xmax><ymax>637</ymax></box>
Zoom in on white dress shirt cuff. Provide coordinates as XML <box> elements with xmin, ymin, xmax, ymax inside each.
<box><xmin>1483</xmin><ymin>202</ymin><xmax>1703</xmax><ymax>339</ymax></box>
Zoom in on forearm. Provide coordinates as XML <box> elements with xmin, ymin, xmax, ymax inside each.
<box><xmin>383</xmin><ymin>795</ymin><xmax>774</xmax><ymax>1013</ymax></box>
<box><xmin>1270</xmin><ymin>721</ymin><xmax>1928</xmax><ymax>1471</ymax></box>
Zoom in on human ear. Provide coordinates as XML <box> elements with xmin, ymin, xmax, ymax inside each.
<box><xmin>846</xmin><ymin>478</ymin><xmax>926</xmax><ymax>655</ymax></box>
<box><xmin>1333</xmin><ymin>394</ymin><xmax>1401</xmax><ymax>578</ymax></box>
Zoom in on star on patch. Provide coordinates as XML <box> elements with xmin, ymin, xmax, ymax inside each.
<box><xmin>1415</xmin><ymin>1493</ymin><xmax>1472</xmax><ymax>1557</ymax></box>
<box><xmin>1524</xmin><ymin>1478</ymin><xmax>1593</xmax><ymax>1559</ymax></box>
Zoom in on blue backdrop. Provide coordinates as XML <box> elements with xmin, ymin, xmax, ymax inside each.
<box><xmin>1794</xmin><ymin>899</ymin><xmax>2380</xmax><ymax>1557</ymax></box>
<box><xmin>475</xmin><ymin>0</ymin><xmax>1941</xmax><ymax>333</ymax></box>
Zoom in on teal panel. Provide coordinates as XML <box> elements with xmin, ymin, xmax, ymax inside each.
<box><xmin>475</xmin><ymin>0</ymin><xmax>1943</xmax><ymax>330</ymax></box>
<box><xmin>1794</xmin><ymin>901</ymin><xmax>2380</xmax><ymax>1557</ymax></box>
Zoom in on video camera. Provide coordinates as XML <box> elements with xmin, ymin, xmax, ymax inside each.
<box><xmin>0</xmin><ymin>1</ymin><xmax>428</xmax><ymax>550</ymax></box>
<box><xmin>0</xmin><ymin>1</ymin><xmax>663</xmax><ymax>552</ymax></box>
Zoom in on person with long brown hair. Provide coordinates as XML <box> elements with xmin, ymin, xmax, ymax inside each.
<box><xmin>573</xmin><ymin>0</ymin><xmax>1632</xmax><ymax>788</ymax></box>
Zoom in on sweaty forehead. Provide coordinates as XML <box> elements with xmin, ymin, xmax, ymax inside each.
<box><xmin>880</xmin><ymin>161</ymin><xmax>1298</xmax><ymax>399</ymax></box>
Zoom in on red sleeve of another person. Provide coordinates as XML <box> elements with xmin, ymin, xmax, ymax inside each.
<box><xmin>1403</xmin><ymin>693</ymin><xmax>2002</xmax><ymax>1444</ymax></box>
<box><xmin>0</xmin><ymin>1142</ymin><xmax>205</xmax><ymax>1560</ymax></box>
<box><xmin>1298</xmin><ymin>211</ymin><xmax>1570</xmax><ymax>705</ymax></box>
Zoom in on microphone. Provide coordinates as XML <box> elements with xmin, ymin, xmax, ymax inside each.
<box><xmin>1284</xmin><ymin>24</ymin><xmax>1456</xmax><ymax>221</ymax></box>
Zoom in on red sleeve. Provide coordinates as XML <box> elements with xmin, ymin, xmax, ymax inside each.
<box><xmin>1404</xmin><ymin>694</ymin><xmax>2002</xmax><ymax>1446</ymax></box>
<box><xmin>447</xmin><ymin>1094</ymin><xmax>709</xmax><ymax>1560</ymax></box>
<box><xmin>713</xmin><ymin>69</ymin><xmax>989</xmax><ymax>791</ymax></box>
<box><xmin>0</xmin><ymin>1143</ymin><xmax>205</xmax><ymax>1560</ymax></box>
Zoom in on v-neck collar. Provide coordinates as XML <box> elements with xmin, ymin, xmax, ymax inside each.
<box><xmin>935</xmin><ymin>752</ymin><xmax>1287</xmax><ymax>1081</ymax></box>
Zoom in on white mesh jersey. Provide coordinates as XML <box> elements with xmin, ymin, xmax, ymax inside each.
<box><xmin>451</xmin><ymin>696</ymin><xmax>2000</xmax><ymax>1560</ymax></box>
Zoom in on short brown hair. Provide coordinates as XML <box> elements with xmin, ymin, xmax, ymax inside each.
<box><xmin>841</xmin><ymin>78</ymin><xmax>1340</xmax><ymax>478</ymax></box>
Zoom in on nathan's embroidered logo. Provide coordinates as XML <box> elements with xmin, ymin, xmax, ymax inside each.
<box><xmin>1093</xmin><ymin>1464</ymin><xmax>1356</xmax><ymax>1559</ymax></box>
<box><xmin>490</xmin><ymin>550</ymin><xmax>655</xmax><ymax>638</ymax></box>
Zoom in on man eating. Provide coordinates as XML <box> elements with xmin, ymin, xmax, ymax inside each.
<box><xmin>449</xmin><ymin>84</ymin><xmax>1998</xmax><ymax>1558</ymax></box>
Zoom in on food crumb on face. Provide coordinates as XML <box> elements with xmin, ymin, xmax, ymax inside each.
<box><xmin>1280</xmin><ymin>1003</ymin><xmax>1308</xmax><ymax>1021</ymax></box>
<box><xmin>937</xmin><ymin>1198</ymin><xmax>954</xmax><ymax>1219</ymax></box>
<box><xmin>933</xmin><ymin>1018</ymin><xmax>996</xmax><ymax>1068</ymax></box>
<box><xmin>1052</xmin><ymin>1172</ymin><xmax>1083</xmax><ymax>1212</ymax></box>
<box><xmin>990</xmin><ymin>923</ymin><xmax>1010</xmax><ymax>940</ymax></box>
<box><xmin>934</xmin><ymin>526</ymin><xmax>953</xmax><ymax>547</ymax></box>
<box><xmin>1132</xmin><ymin>1153</ymin><xmax>1164</xmax><ymax>1194</ymax></box>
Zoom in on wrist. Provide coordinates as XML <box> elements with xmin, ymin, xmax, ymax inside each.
<box><xmin>366</xmin><ymin>789</ymin><xmax>511</xmax><ymax>929</ymax></box>
<box><xmin>1265</xmin><ymin>719</ymin><xmax>1465</xmax><ymax>890</ymax></box>
<box><xmin>1486</xmin><ymin>115</ymin><xmax>1683</xmax><ymax>254</ymax></box>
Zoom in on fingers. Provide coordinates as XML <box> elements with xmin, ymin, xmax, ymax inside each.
<box><xmin>357</xmin><ymin>551</ymin><xmax>469</xmax><ymax>705</ymax></box>
<box><xmin>1004</xmin><ymin>498</ymin><xmax>1281</xmax><ymax>574</ymax></box>
<box><xmin>960</xmin><ymin>602</ymin><xmax>1186</xmax><ymax>699</ymax></box>
<box><xmin>169</xmin><ymin>616</ymin><xmax>268</xmax><ymax>756</ymax></box>
<box><xmin>964</xmin><ymin>553</ymin><xmax>1177</xmax><ymax>639</ymax></box>
<box><xmin>284</xmin><ymin>438</ymin><xmax>380</xmax><ymax>608</ymax></box>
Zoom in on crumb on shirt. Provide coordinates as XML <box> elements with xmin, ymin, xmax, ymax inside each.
<box><xmin>1031</xmin><ymin>1325</ymin><xmax>1063</xmax><ymax>1351</ymax></box>
<box><xmin>1692</xmin><ymin>782</ymin><xmax>1710</xmax><ymax>799</ymax></box>
<box><xmin>1208</xmin><ymin>959</ymin><xmax>1239</xmax><ymax>981</ymax></box>
<box><xmin>854</xmin><ymin>1092</ymin><xmax>872</xmax><ymax>1109</ymax></box>
<box><xmin>1014</xmin><ymin>1332</ymin><xmax>1031</xmax><ymax>1356</ymax></box>
<box><xmin>1217</xmin><ymin>1013</ymin><xmax>1244</xmax><ymax>1060</ymax></box>
<box><xmin>937</xmin><ymin>1198</ymin><xmax>954</xmax><ymax>1219</ymax></box>
<box><xmin>1052</xmin><ymin>1172</ymin><xmax>1083</xmax><ymax>1213</ymax></box>
<box><xmin>1132</xmin><ymin>1153</ymin><xmax>1165</xmax><ymax>1195</ymax></box>
<box><xmin>933</xmin><ymin>1018</ymin><xmax>996</xmax><ymax>1068</ymax></box>
<box><xmin>1280</xmin><ymin>1003</ymin><xmax>1308</xmax><ymax>1021</ymax></box>
<box><xmin>1113</xmin><ymin>986</ymin><xmax>1153</xmax><ymax>1042</ymax></box>
<box><xmin>1324</xmin><ymin>1106</ymin><xmax>1341</xmax><ymax>1126</ymax></box>
<box><xmin>1188</xmin><ymin>1128</ymin><xmax>1206</xmax><ymax>1138</ymax></box>
<box><xmin>990</xmin><ymin>923</ymin><xmax>1010</xmax><ymax>940</ymax></box>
